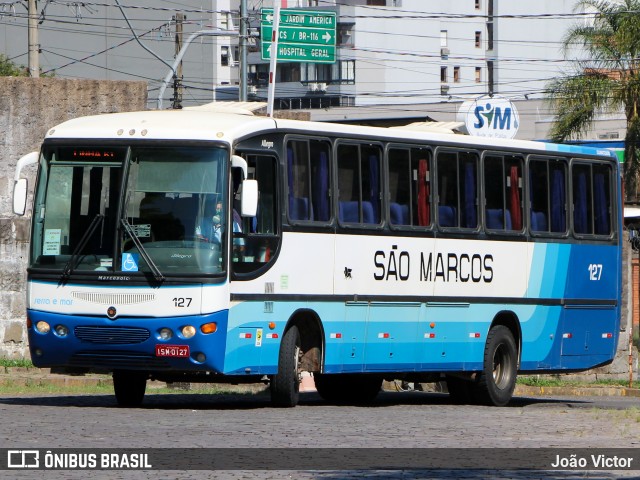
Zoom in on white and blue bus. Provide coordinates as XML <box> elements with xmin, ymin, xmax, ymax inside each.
<box><xmin>13</xmin><ymin>105</ymin><xmax>622</xmax><ymax>407</ymax></box>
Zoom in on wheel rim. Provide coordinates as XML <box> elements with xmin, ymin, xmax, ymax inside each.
<box><xmin>492</xmin><ymin>343</ymin><xmax>513</xmax><ymax>390</ymax></box>
<box><xmin>294</xmin><ymin>345</ymin><xmax>302</xmax><ymax>385</ymax></box>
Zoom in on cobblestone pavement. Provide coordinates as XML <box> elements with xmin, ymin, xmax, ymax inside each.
<box><xmin>0</xmin><ymin>390</ymin><xmax>639</xmax><ymax>479</ymax></box>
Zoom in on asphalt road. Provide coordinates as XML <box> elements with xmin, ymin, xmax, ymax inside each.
<box><xmin>0</xmin><ymin>389</ymin><xmax>639</xmax><ymax>479</ymax></box>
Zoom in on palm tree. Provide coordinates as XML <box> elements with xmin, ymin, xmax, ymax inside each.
<box><xmin>547</xmin><ymin>0</ymin><xmax>640</xmax><ymax>199</ymax></box>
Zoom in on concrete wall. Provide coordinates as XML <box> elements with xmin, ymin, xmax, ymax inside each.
<box><xmin>0</xmin><ymin>77</ymin><xmax>147</xmax><ymax>358</ymax></box>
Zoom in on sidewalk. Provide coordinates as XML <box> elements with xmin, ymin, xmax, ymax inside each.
<box><xmin>1</xmin><ymin>367</ymin><xmax>639</xmax><ymax>398</ymax></box>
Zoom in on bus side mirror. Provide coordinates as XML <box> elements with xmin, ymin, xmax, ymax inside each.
<box><xmin>13</xmin><ymin>151</ymin><xmax>39</xmax><ymax>216</ymax></box>
<box><xmin>13</xmin><ymin>179</ymin><xmax>28</xmax><ymax>216</ymax></box>
<box><xmin>241</xmin><ymin>179</ymin><xmax>258</xmax><ymax>217</ymax></box>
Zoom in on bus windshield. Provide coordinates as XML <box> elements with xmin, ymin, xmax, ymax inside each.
<box><xmin>30</xmin><ymin>144</ymin><xmax>229</xmax><ymax>277</ymax></box>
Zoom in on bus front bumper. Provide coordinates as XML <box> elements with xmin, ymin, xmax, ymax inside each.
<box><xmin>26</xmin><ymin>309</ymin><xmax>229</xmax><ymax>373</ymax></box>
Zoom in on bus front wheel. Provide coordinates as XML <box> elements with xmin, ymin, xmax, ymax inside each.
<box><xmin>270</xmin><ymin>325</ymin><xmax>301</xmax><ymax>407</ymax></box>
<box><xmin>472</xmin><ymin>325</ymin><xmax>517</xmax><ymax>406</ymax></box>
<box><xmin>113</xmin><ymin>370</ymin><xmax>147</xmax><ymax>407</ymax></box>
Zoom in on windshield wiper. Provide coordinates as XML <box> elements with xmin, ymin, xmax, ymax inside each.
<box><xmin>120</xmin><ymin>218</ymin><xmax>165</xmax><ymax>282</ymax></box>
<box><xmin>62</xmin><ymin>214</ymin><xmax>104</xmax><ymax>278</ymax></box>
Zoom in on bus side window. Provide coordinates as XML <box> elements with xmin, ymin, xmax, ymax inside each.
<box><xmin>437</xmin><ymin>150</ymin><xmax>479</xmax><ymax>229</ymax></box>
<box><xmin>572</xmin><ymin>162</ymin><xmax>612</xmax><ymax>236</ymax></box>
<box><xmin>337</xmin><ymin>143</ymin><xmax>382</xmax><ymax>225</ymax></box>
<box><xmin>232</xmin><ymin>154</ymin><xmax>279</xmax><ymax>274</ymax></box>
<box><xmin>484</xmin><ymin>153</ymin><xmax>523</xmax><ymax>232</ymax></box>
<box><xmin>286</xmin><ymin>139</ymin><xmax>331</xmax><ymax>223</ymax></box>
<box><xmin>387</xmin><ymin>147</ymin><xmax>431</xmax><ymax>227</ymax></box>
<box><xmin>529</xmin><ymin>157</ymin><xmax>567</xmax><ymax>235</ymax></box>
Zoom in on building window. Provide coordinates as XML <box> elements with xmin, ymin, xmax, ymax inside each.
<box><xmin>221</xmin><ymin>46</ymin><xmax>229</xmax><ymax>67</ymax></box>
<box><xmin>440</xmin><ymin>30</ymin><xmax>448</xmax><ymax>48</ymax></box>
<box><xmin>441</xmin><ymin>66</ymin><xmax>448</xmax><ymax>83</ymax></box>
<box><xmin>280</xmin><ymin>64</ymin><xmax>301</xmax><ymax>83</ymax></box>
<box><xmin>338</xmin><ymin>24</ymin><xmax>354</xmax><ymax>47</ymax></box>
<box><xmin>475</xmin><ymin>0</ymin><xmax>481</xmax><ymax>9</ymax></box>
<box><xmin>475</xmin><ymin>31</ymin><xmax>482</xmax><ymax>48</ymax></box>
<box><xmin>367</xmin><ymin>0</ymin><xmax>386</xmax><ymax>5</ymax></box>
<box><xmin>454</xmin><ymin>66</ymin><xmax>460</xmax><ymax>83</ymax></box>
<box><xmin>475</xmin><ymin>67</ymin><xmax>481</xmax><ymax>83</ymax></box>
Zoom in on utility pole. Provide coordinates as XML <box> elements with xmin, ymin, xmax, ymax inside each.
<box><xmin>172</xmin><ymin>13</ymin><xmax>185</xmax><ymax>109</ymax></box>
<box><xmin>28</xmin><ymin>0</ymin><xmax>39</xmax><ymax>77</ymax></box>
<box><xmin>239</xmin><ymin>0</ymin><xmax>248</xmax><ymax>101</ymax></box>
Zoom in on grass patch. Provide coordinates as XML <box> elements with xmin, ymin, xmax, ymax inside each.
<box><xmin>0</xmin><ymin>358</ymin><xmax>34</xmax><ymax>368</ymax></box>
<box><xmin>518</xmin><ymin>376</ymin><xmax>639</xmax><ymax>389</ymax></box>
<box><xmin>0</xmin><ymin>380</ymin><xmax>114</xmax><ymax>396</ymax></box>
<box><xmin>0</xmin><ymin>378</ymin><xmax>268</xmax><ymax>397</ymax></box>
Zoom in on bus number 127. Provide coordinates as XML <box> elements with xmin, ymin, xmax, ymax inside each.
<box><xmin>588</xmin><ymin>264</ymin><xmax>603</xmax><ymax>281</ymax></box>
<box><xmin>173</xmin><ymin>297</ymin><xmax>192</xmax><ymax>307</ymax></box>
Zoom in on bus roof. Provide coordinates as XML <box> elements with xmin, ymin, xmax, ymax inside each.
<box><xmin>45</xmin><ymin>109</ymin><xmax>278</xmax><ymax>144</ymax></box>
<box><xmin>44</xmin><ymin>108</ymin><xmax>617</xmax><ymax>160</ymax></box>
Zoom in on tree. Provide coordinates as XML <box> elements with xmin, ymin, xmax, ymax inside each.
<box><xmin>547</xmin><ymin>0</ymin><xmax>640</xmax><ymax>199</ymax></box>
<box><xmin>0</xmin><ymin>54</ymin><xmax>27</xmax><ymax>77</ymax></box>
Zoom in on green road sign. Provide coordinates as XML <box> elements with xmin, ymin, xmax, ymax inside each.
<box><xmin>261</xmin><ymin>8</ymin><xmax>337</xmax><ymax>63</ymax></box>
<box><xmin>261</xmin><ymin>42</ymin><xmax>336</xmax><ymax>63</ymax></box>
<box><xmin>262</xmin><ymin>26</ymin><xmax>335</xmax><ymax>46</ymax></box>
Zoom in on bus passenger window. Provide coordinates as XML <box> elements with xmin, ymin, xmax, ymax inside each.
<box><xmin>387</xmin><ymin>147</ymin><xmax>431</xmax><ymax>227</ymax></box>
<box><xmin>573</xmin><ymin>163</ymin><xmax>592</xmax><ymax>234</ymax></box>
<box><xmin>437</xmin><ymin>150</ymin><xmax>478</xmax><ymax>229</ymax></box>
<box><xmin>572</xmin><ymin>162</ymin><xmax>612</xmax><ymax>236</ymax></box>
<box><xmin>529</xmin><ymin>158</ymin><xmax>567</xmax><ymax>234</ymax></box>
<box><xmin>337</xmin><ymin>143</ymin><xmax>382</xmax><ymax>225</ymax></box>
<box><xmin>484</xmin><ymin>154</ymin><xmax>523</xmax><ymax>231</ymax></box>
<box><xmin>286</xmin><ymin>139</ymin><xmax>331</xmax><ymax>222</ymax></box>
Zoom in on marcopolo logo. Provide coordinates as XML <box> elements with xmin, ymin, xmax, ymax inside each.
<box><xmin>458</xmin><ymin>95</ymin><xmax>520</xmax><ymax>139</ymax></box>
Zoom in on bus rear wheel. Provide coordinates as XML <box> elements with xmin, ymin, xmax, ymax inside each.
<box><xmin>270</xmin><ymin>325</ymin><xmax>301</xmax><ymax>407</ymax></box>
<box><xmin>472</xmin><ymin>325</ymin><xmax>517</xmax><ymax>406</ymax></box>
<box><xmin>314</xmin><ymin>374</ymin><xmax>382</xmax><ymax>405</ymax></box>
<box><xmin>113</xmin><ymin>370</ymin><xmax>147</xmax><ymax>407</ymax></box>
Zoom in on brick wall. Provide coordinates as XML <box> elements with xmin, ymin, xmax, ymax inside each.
<box><xmin>0</xmin><ymin>77</ymin><xmax>147</xmax><ymax>358</ymax></box>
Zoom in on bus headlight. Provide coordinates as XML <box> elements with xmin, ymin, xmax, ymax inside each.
<box><xmin>159</xmin><ymin>328</ymin><xmax>173</xmax><ymax>340</ymax></box>
<box><xmin>54</xmin><ymin>325</ymin><xmax>69</xmax><ymax>337</ymax></box>
<box><xmin>181</xmin><ymin>325</ymin><xmax>196</xmax><ymax>338</ymax></box>
<box><xmin>36</xmin><ymin>321</ymin><xmax>51</xmax><ymax>334</ymax></box>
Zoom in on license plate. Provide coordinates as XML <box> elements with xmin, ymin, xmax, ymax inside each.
<box><xmin>155</xmin><ymin>344</ymin><xmax>190</xmax><ymax>358</ymax></box>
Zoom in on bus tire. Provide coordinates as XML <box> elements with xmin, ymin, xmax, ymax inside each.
<box><xmin>113</xmin><ymin>370</ymin><xmax>147</xmax><ymax>407</ymax></box>
<box><xmin>445</xmin><ymin>375</ymin><xmax>473</xmax><ymax>404</ymax></box>
<box><xmin>472</xmin><ymin>325</ymin><xmax>517</xmax><ymax>406</ymax></box>
<box><xmin>270</xmin><ymin>325</ymin><xmax>301</xmax><ymax>407</ymax></box>
<box><xmin>314</xmin><ymin>374</ymin><xmax>382</xmax><ymax>405</ymax></box>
